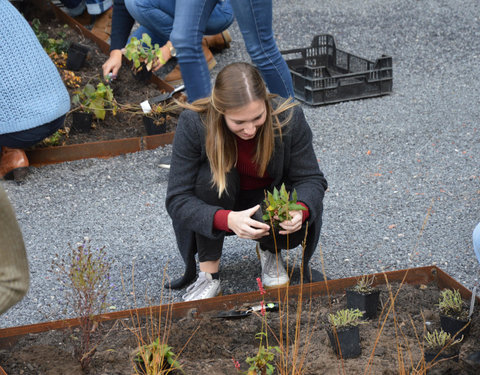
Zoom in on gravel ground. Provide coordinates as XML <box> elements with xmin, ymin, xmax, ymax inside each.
<box><xmin>1</xmin><ymin>0</ymin><xmax>479</xmax><ymax>328</ymax></box>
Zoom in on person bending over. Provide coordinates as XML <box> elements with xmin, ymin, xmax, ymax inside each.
<box><xmin>165</xmin><ymin>62</ymin><xmax>327</xmax><ymax>301</ymax></box>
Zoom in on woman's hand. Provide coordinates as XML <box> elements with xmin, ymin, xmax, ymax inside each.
<box><xmin>227</xmin><ymin>205</ymin><xmax>270</xmax><ymax>239</ymax></box>
<box><xmin>278</xmin><ymin>210</ymin><xmax>303</xmax><ymax>235</ymax></box>
<box><xmin>152</xmin><ymin>42</ymin><xmax>172</xmax><ymax>72</ymax></box>
<box><xmin>102</xmin><ymin>49</ymin><xmax>123</xmax><ymax>79</ymax></box>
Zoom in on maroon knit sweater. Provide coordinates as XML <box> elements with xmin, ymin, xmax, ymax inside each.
<box><xmin>213</xmin><ymin>137</ymin><xmax>309</xmax><ymax>231</ymax></box>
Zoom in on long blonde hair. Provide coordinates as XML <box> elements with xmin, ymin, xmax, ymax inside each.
<box><xmin>180</xmin><ymin>62</ymin><xmax>296</xmax><ymax>196</ymax></box>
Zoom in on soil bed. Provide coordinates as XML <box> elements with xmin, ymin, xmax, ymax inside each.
<box><xmin>24</xmin><ymin>6</ymin><xmax>179</xmax><ymax>149</ymax></box>
<box><xmin>1</xmin><ymin>282</ymin><xmax>479</xmax><ymax>374</ymax></box>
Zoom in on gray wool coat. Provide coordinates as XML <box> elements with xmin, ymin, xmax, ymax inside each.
<box><xmin>165</xmin><ymin>101</ymin><xmax>328</xmax><ymax>287</ymax></box>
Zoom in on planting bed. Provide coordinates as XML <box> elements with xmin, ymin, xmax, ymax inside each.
<box><xmin>22</xmin><ymin>2</ymin><xmax>179</xmax><ymax>164</ymax></box>
<box><xmin>0</xmin><ymin>267</ymin><xmax>479</xmax><ymax>374</ymax></box>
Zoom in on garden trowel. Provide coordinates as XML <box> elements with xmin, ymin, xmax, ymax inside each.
<box><xmin>140</xmin><ymin>84</ymin><xmax>185</xmax><ymax>114</ymax></box>
<box><xmin>214</xmin><ymin>302</ymin><xmax>279</xmax><ymax>319</ymax></box>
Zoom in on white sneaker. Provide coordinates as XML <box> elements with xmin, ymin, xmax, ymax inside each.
<box><xmin>182</xmin><ymin>272</ymin><xmax>221</xmax><ymax>301</ymax></box>
<box><xmin>256</xmin><ymin>244</ymin><xmax>289</xmax><ymax>289</ymax></box>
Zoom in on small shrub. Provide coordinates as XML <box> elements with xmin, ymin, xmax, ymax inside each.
<box><xmin>51</xmin><ymin>239</ymin><xmax>114</xmax><ymax>369</ymax></box>
<box><xmin>133</xmin><ymin>338</ymin><xmax>183</xmax><ymax>374</ymax></box>
<box><xmin>124</xmin><ymin>33</ymin><xmax>166</xmax><ymax>73</ymax></box>
<box><xmin>438</xmin><ymin>289</ymin><xmax>469</xmax><ymax>320</ymax></box>
<box><xmin>328</xmin><ymin>308</ymin><xmax>363</xmax><ymax>329</ymax></box>
<box><xmin>424</xmin><ymin>329</ymin><xmax>462</xmax><ymax>351</ymax></box>
<box><xmin>262</xmin><ymin>183</ymin><xmax>306</xmax><ymax>227</ymax></box>
<box><xmin>352</xmin><ymin>275</ymin><xmax>376</xmax><ymax>294</ymax></box>
<box><xmin>72</xmin><ymin>82</ymin><xmax>117</xmax><ymax>120</ymax></box>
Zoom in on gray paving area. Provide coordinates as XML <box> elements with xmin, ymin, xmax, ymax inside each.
<box><xmin>1</xmin><ymin>0</ymin><xmax>479</xmax><ymax>328</ymax></box>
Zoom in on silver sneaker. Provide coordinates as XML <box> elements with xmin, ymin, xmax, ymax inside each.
<box><xmin>182</xmin><ymin>271</ymin><xmax>221</xmax><ymax>301</ymax></box>
<box><xmin>256</xmin><ymin>244</ymin><xmax>289</xmax><ymax>289</ymax></box>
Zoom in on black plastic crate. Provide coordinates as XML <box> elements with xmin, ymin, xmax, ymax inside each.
<box><xmin>280</xmin><ymin>35</ymin><xmax>393</xmax><ymax>105</ymax></box>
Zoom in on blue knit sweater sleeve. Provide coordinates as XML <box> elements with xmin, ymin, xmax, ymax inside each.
<box><xmin>0</xmin><ymin>0</ymin><xmax>70</xmax><ymax>135</ymax></box>
<box><xmin>110</xmin><ymin>0</ymin><xmax>135</xmax><ymax>51</ymax></box>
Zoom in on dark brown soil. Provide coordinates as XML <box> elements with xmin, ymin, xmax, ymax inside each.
<box><xmin>1</xmin><ymin>282</ymin><xmax>479</xmax><ymax>375</ymax></box>
<box><xmin>25</xmin><ymin>5</ymin><xmax>179</xmax><ymax>149</ymax></box>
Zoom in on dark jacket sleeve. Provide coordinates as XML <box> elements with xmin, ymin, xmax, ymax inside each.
<box><xmin>165</xmin><ymin>110</ymin><xmax>226</xmax><ymax>239</ymax></box>
<box><xmin>268</xmin><ymin>104</ymin><xmax>328</xmax><ymax>224</ymax></box>
<box><xmin>110</xmin><ymin>0</ymin><xmax>135</xmax><ymax>51</ymax></box>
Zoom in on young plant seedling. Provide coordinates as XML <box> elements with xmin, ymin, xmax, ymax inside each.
<box><xmin>438</xmin><ymin>289</ymin><xmax>469</xmax><ymax>320</ymax></box>
<box><xmin>72</xmin><ymin>82</ymin><xmax>117</xmax><ymax>120</ymax></box>
<box><xmin>328</xmin><ymin>308</ymin><xmax>364</xmax><ymax>329</ymax></box>
<box><xmin>352</xmin><ymin>275</ymin><xmax>376</xmax><ymax>294</ymax></box>
<box><xmin>262</xmin><ymin>183</ymin><xmax>306</xmax><ymax>228</ymax></box>
<box><xmin>133</xmin><ymin>338</ymin><xmax>183</xmax><ymax>374</ymax></box>
<box><xmin>124</xmin><ymin>33</ymin><xmax>166</xmax><ymax>73</ymax></box>
<box><xmin>424</xmin><ymin>329</ymin><xmax>463</xmax><ymax>351</ymax></box>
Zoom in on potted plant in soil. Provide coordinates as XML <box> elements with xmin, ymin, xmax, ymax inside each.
<box><xmin>132</xmin><ymin>338</ymin><xmax>183</xmax><ymax>374</ymax></box>
<box><xmin>326</xmin><ymin>308</ymin><xmax>363</xmax><ymax>359</ymax></box>
<box><xmin>142</xmin><ymin>101</ymin><xmax>180</xmax><ymax>135</ymax></box>
<box><xmin>124</xmin><ymin>33</ymin><xmax>166</xmax><ymax>82</ymax></box>
<box><xmin>437</xmin><ymin>288</ymin><xmax>471</xmax><ymax>337</ymax></box>
<box><xmin>252</xmin><ymin>183</ymin><xmax>307</xmax><ymax>249</ymax></box>
<box><xmin>424</xmin><ymin>329</ymin><xmax>463</xmax><ymax>363</ymax></box>
<box><xmin>346</xmin><ymin>275</ymin><xmax>381</xmax><ymax>320</ymax></box>
<box><xmin>71</xmin><ymin>82</ymin><xmax>117</xmax><ymax>133</ymax></box>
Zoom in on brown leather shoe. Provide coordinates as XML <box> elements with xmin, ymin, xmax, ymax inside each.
<box><xmin>203</xmin><ymin>30</ymin><xmax>232</xmax><ymax>52</ymax></box>
<box><xmin>91</xmin><ymin>7</ymin><xmax>112</xmax><ymax>41</ymax></box>
<box><xmin>0</xmin><ymin>147</ymin><xmax>29</xmax><ymax>181</ymax></box>
<box><xmin>165</xmin><ymin>40</ymin><xmax>216</xmax><ymax>86</ymax></box>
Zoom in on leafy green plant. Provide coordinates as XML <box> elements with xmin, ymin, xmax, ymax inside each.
<box><xmin>133</xmin><ymin>338</ymin><xmax>183</xmax><ymax>374</ymax></box>
<box><xmin>31</xmin><ymin>18</ymin><xmax>69</xmax><ymax>55</ymax></box>
<box><xmin>72</xmin><ymin>82</ymin><xmax>117</xmax><ymax>120</ymax></box>
<box><xmin>328</xmin><ymin>308</ymin><xmax>363</xmax><ymax>329</ymax></box>
<box><xmin>51</xmin><ymin>239</ymin><xmax>114</xmax><ymax>369</ymax></box>
<box><xmin>352</xmin><ymin>275</ymin><xmax>376</xmax><ymax>294</ymax></box>
<box><xmin>262</xmin><ymin>183</ymin><xmax>306</xmax><ymax>227</ymax></box>
<box><xmin>124</xmin><ymin>33</ymin><xmax>166</xmax><ymax>73</ymax></box>
<box><xmin>437</xmin><ymin>289</ymin><xmax>469</xmax><ymax>320</ymax></box>
<box><xmin>424</xmin><ymin>329</ymin><xmax>462</xmax><ymax>351</ymax></box>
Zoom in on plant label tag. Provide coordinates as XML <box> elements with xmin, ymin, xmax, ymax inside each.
<box><xmin>140</xmin><ymin>100</ymin><xmax>152</xmax><ymax>114</ymax></box>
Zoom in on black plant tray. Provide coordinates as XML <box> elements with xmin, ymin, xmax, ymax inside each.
<box><xmin>280</xmin><ymin>34</ymin><xmax>393</xmax><ymax>105</ymax></box>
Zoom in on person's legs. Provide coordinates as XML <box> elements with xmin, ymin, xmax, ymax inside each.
<box><xmin>171</xmin><ymin>0</ymin><xmax>233</xmax><ymax>101</ymax></box>
<box><xmin>124</xmin><ymin>0</ymin><xmax>174</xmax><ymax>47</ymax></box>
<box><xmin>473</xmin><ymin>223</ymin><xmax>480</xmax><ymax>265</ymax></box>
<box><xmin>230</xmin><ymin>0</ymin><xmax>294</xmax><ymax>98</ymax></box>
<box><xmin>0</xmin><ymin>115</ymin><xmax>66</xmax><ymax>150</ymax></box>
<box><xmin>0</xmin><ymin>116</ymin><xmax>65</xmax><ymax>181</ymax></box>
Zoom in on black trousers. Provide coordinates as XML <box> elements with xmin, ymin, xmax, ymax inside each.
<box><xmin>193</xmin><ymin>162</ymin><xmax>314</xmax><ymax>263</ymax></box>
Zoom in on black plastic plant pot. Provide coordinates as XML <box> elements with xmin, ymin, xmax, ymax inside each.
<box><xmin>252</xmin><ymin>206</ymin><xmax>306</xmax><ymax>250</ymax></box>
<box><xmin>346</xmin><ymin>289</ymin><xmax>380</xmax><ymax>319</ymax></box>
<box><xmin>440</xmin><ymin>314</ymin><xmax>471</xmax><ymax>337</ymax></box>
<box><xmin>134</xmin><ymin>358</ymin><xmax>176</xmax><ymax>374</ymax></box>
<box><xmin>143</xmin><ymin>115</ymin><xmax>167</xmax><ymax>135</ymax></box>
<box><xmin>71</xmin><ymin>112</ymin><xmax>93</xmax><ymax>133</ymax></box>
<box><xmin>66</xmin><ymin>42</ymin><xmax>89</xmax><ymax>71</ymax></box>
<box><xmin>327</xmin><ymin>326</ymin><xmax>361</xmax><ymax>359</ymax></box>
<box><xmin>131</xmin><ymin>63</ymin><xmax>152</xmax><ymax>82</ymax></box>
<box><xmin>424</xmin><ymin>348</ymin><xmax>460</xmax><ymax>363</ymax></box>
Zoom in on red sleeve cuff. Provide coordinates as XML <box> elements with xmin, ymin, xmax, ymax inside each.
<box><xmin>297</xmin><ymin>202</ymin><xmax>310</xmax><ymax>222</ymax></box>
<box><xmin>213</xmin><ymin>209</ymin><xmax>232</xmax><ymax>232</ymax></box>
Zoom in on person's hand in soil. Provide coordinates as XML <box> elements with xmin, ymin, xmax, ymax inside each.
<box><xmin>277</xmin><ymin>210</ymin><xmax>303</xmax><ymax>235</ymax></box>
<box><xmin>227</xmin><ymin>205</ymin><xmax>270</xmax><ymax>239</ymax></box>
<box><xmin>102</xmin><ymin>49</ymin><xmax>123</xmax><ymax>79</ymax></box>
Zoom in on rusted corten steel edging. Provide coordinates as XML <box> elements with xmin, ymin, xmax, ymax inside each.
<box><xmin>25</xmin><ymin>1</ymin><xmax>175</xmax><ymax>167</ymax></box>
<box><xmin>0</xmin><ymin>266</ymin><xmax>477</xmax><ymax>342</ymax></box>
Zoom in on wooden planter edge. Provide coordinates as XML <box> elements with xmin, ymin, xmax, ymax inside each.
<box><xmin>0</xmin><ymin>265</ymin><xmax>475</xmax><ymax>340</ymax></box>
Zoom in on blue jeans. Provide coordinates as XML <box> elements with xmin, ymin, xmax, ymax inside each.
<box><xmin>230</xmin><ymin>0</ymin><xmax>294</xmax><ymax>98</ymax></box>
<box><xmin>474</xmin><ymin>223</ymin><xmax>480</xmax><ymax>265</ymax></box>
<box><xmin>0</xmin><ymin>115</ymin><xmax>65</xmax><ymax>151</ymax></box>
<box><xmin>125</xmin><ymin>0</ymin><xmax>234</xmax><ymax>102</ymax></box>
<box><xmin>59</xmin><ymin>0</ymin><xmax>112</xmax><ymax>16</ymax></box>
